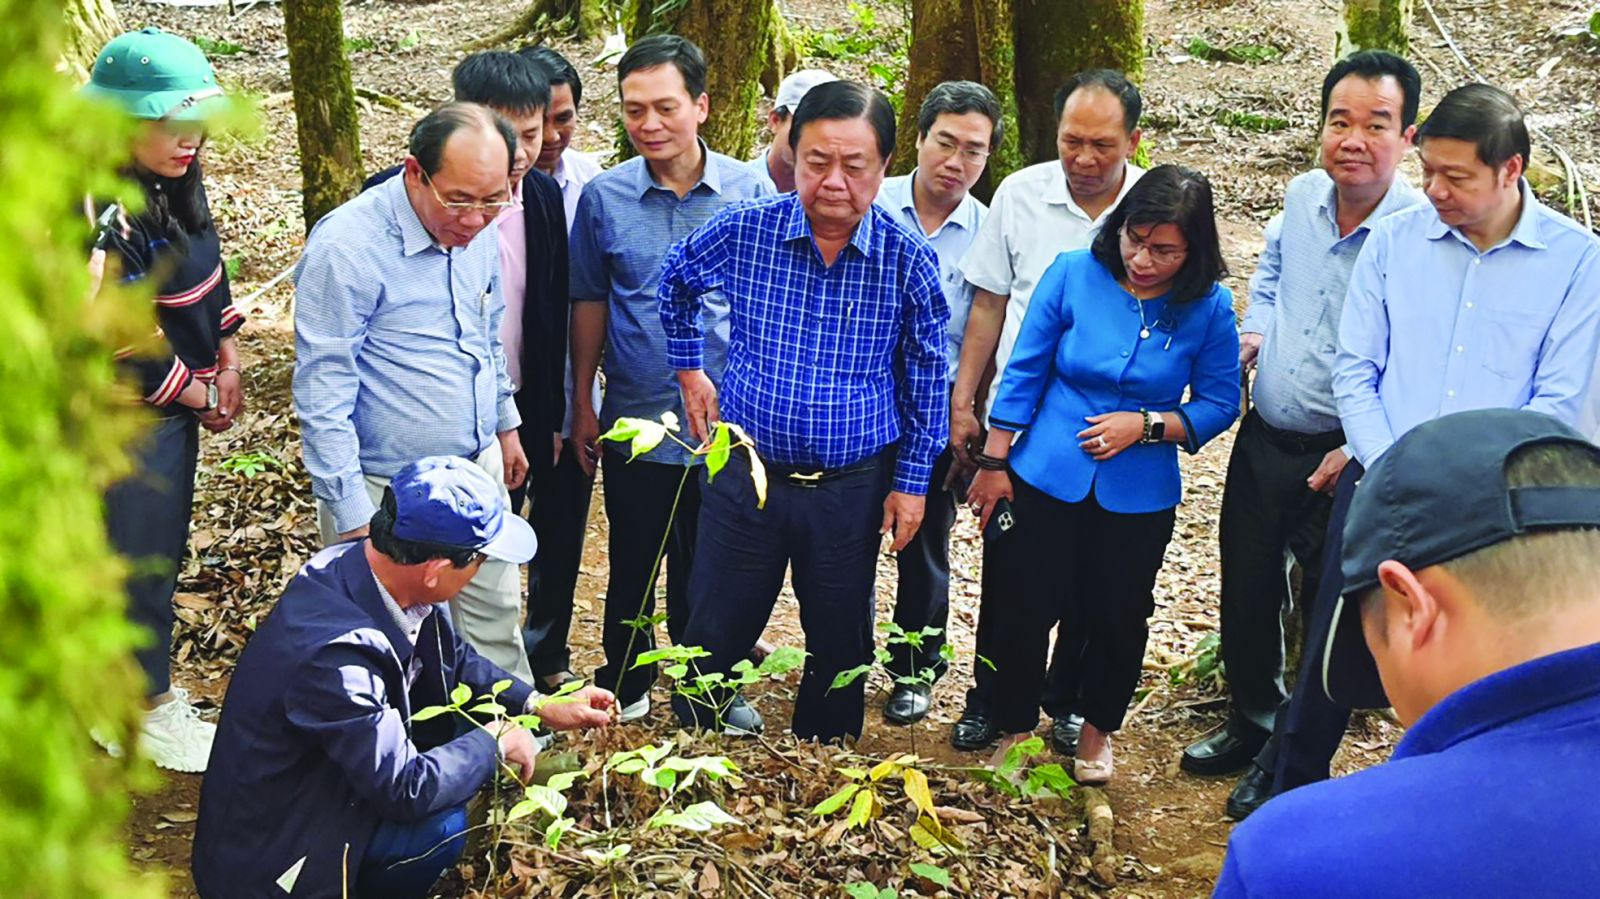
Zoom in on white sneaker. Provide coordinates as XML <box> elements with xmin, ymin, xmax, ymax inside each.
<box><xmin>140</xmin><ymin>688</ymin><xmax>217</xmax><ymax>773</ymax></box>
<box><xmin>618</xmin><ymin>695</ymin><xmax>650</xmax><ymax>723</ymax></box>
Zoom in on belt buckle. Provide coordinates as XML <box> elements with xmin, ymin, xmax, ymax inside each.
<box><xmin>785</xmin><ymin>471</ymin><xmax>824</xmax><ymax>488</ymax></box>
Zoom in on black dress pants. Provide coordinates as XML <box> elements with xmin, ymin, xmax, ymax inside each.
<box><xmin>981</xmin><ymin>476</ymin><xmax>1175</xmax><ymax>735</ymax></box>
<box><xmin>515</xmin><ymin>435</ymin><xmax>595</xmax><ymax>678</ymax></box>
<box><xmin>673</xmin><ymin>451</ymin><xmax>889</xmax><ymax>742</ymax></box>
<box><xmin>889</xmin><ymin>445</ymin><xmax>957</xmax><ymax>681</ymax></box>
<box><xmin>1217</xmin><ymin>411</ymin><xmax>1341</xmax><ymax>736</ymax></box>
<box><xmin>105</xmin><ymin>413</ymin><xmax>199</xmax><ymax>697</ymax></box>
<box><xmin>1255</xmin><ymin>460</ymin><xmax>1364</xmax><ymax>791</ymax></box>
<box><xmin>594</xmin><ymin>451</ymin><xmax>701</xmax><ymax>705</ymax></box>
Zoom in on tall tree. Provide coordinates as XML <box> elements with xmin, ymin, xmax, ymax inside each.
<box><xmin>61</xmin><ymin>0</ymin><xmax>122</xmax><ymax>81</ymax></box>
<box><xmin>1336</xmin><ymin>0</ymin><xmax>1412</xmax><ymax>56</ymax></box>
<box><xmin>283</xmin><ymin>0</ymin><xmax>363</xmax><ymax>232</ymax></box>
<box><xmin>631</xmin><ymin>0</ymin><xmax>782</xmax><ymax>160</ymax></box>
<box><xmin>897</xmin><ymin>0</ymin><xmax>1144</xmax><ymax>191</ymax></box>
<box><xmin>4</xmin><ymin>0</ymin><xmax>157</xmax><ymax>896</ymax></box>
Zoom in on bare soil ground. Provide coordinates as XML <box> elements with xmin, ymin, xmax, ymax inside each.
<box><xmin>118</xmin><ymin>0</ymin><xmax>1600</xmax><ymax>894</ymax></box>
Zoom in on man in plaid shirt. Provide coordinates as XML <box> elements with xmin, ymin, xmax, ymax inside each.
<box><xmin>658</xmin><ymin>81</ymin><xmax>949</xmax><ymax>742</ymax></box>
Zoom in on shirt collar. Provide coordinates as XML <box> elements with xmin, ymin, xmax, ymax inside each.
<box><xmin>1425</xmin><ymin>178</ymin><xmax>1547</xmax><ymax>251</ymax></box>
<box><xmin>895</xmin><ymin>170</ymin><xmax>981</xmax><ymax>238</ymax></box>
<box><xmin>495</xmin><ymin>178</ymin><xmax>526</xmax><ymax>226</ymax></box>
<box><xmin>1316</xmin><ymin>174</ymin><xmax>1420</xmax><ymax>236</ymax></box>
<box><xmin>371</xmin><ymin>571</ymin><xmax>433</xmax><ymax>646</ymax></box>
<box><xmin>1393</xmin><ymin>641</ymin><xmax>1600</xmax><ymax>760</ymax></box>
<box><xmin>633</xmin><ymin>139</ymin><xmax>722</xmax><ymax>198</ymax></box>
<box><xmin>388</xmin><ymin>173</ymin><xmax>440</xmax><ymax>257</ymax></box>
<box><xmin>1045</xmin><ymin>162</ymin><xmax>1142</xmax><ymax>223</ymax></box>
<box><xmin>779</xmin><ymin>192</ymin><xmax>877</xmax><ymax>257</ymax></box>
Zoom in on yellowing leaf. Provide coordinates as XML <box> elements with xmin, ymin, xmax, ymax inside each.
<box><xmin>847</xmin><ymin>784</ymin><xmax>876</xmax><ymax>829</ymax></box>
<box><xmin>704</xmin><ymin>422</ymin><xmax>732</xmax><ymax>481</ymax></box>
<box><xmin>868</xmin><ymin>757</ymin><xmax>902</xmax><ymax>782</ymax></box>
<box><xmin>909</xmin><ymin>814</ymin><xmax>965</xmax><ymax>855</ymax></box>
<box><xmin>902</xmin><ymin>767</ymin><xmax>935</xmax><ymax>816</ymax></box>
<box><xmin>746</xmin><ymin>447</ymin><xmax>768</xmax><ymax>508</ymax></box>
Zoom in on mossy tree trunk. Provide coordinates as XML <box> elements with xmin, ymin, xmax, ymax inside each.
<box><xmin>898</xmin><ymin>0</ymin><xmax>1140</xmax><ymax>191</ymax></box>
<box><xmin>1336</xmin><ymin>0</ymin><xmax>1412</xmax><ymax>56</ymax></box>
<box><xmin>60</xmin><ymin>0</ymin><xmax>122</xmax><ymax>81</ymax></box>
<box><xmin>1012</xmin><ymin>0</ymin><xmax>1143</xmax><ymax>166</ymax></box>
<box><xmin>892</xmin><ymin>0</ymin><xmax>1020</xmax><ymax>201</ymax></box>
<box><xmin>283</xmin><ymin>0</ymin><xmax>363</xmax><ymax>232</ymax></box>
<box><xmin>630</xmin><ymin>0</ymin><xmax>779</xmax><ymax>160</ymax></box>
<box><xmin>466</xmin><ymin>0</ymin><xmax>606</xmax><ymax>51</ymax></box>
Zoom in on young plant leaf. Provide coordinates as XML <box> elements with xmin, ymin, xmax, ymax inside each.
<box><xmin>813</xmin><ymin>782</ymin><xmax>861</xmax><ymax>816</ymax></box>
<box><xmin>544</xmin><ymin>815</ymin><xmax>573</xmax><ymax>849</ymax></box>
<box><xmin>704</xmin><ymin>422</ymin><xmax>732</xmax><ymax>481</ymax></box>
<box><xmin>846</xmin><ymin>784</ymin><xmax>877</xmax><ymax>828</ymax></box>
<box><xmin>909</xmin><ymin>862</ymin><xmax>952</xmax><ymax>887</ymax></box>
<box><xmin>408</xmin><ymin>704</ymin><xmax>452</xmax><ymax>722</ymax></box>
<box><xmin>902</xmin><ymin>767</ymin><xmax>935</xmax><ymax>816</ymax></box>
<box><xmin>449</xmin><ymin>683</ymin><xmax>472</xmax><ymax>706</ymax></box>
<box><xmin>649</xmin><ymin>800</ymin><xmax>739</xmax><ymax>831</ymax></box>
<box><xmin>491</xmin><ymin>678</ymin><xmax>513</xmax><ymax>696</ymax></box>
<box><xmin>829</xmin><ymin>664</ymin><xmax>872</xmax><ymax>692</ymax></box>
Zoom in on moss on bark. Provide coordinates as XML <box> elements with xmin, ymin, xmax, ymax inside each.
<box><xmin>1013</xmin><ymin>0</ymin><xmax>1144</xmax><ymax>166</ymax></box>
<box><xmin>1337</xmin><ymin>0</ymin><xmax>1412</xmax><ymax>56</ymax></box>
<box><xmin>283</xmin><ymin>0</ymin><xmax>364</xmax><ymax>232</ymax></box>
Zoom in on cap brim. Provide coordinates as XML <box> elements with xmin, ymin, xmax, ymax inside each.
<box><xmin>1320</xmin><ymin>593</ymin><xmax>1390</xmax><ymax>710</ymax></box>
<box><xmin>82</xmin><ymin>84</ymin><xmax>231</xmax><ymax>122</ymax></box>
<box><xmin>480</xmin><ymin>512</ymin><xmax>538</xmax><ymax>565</ymax></box>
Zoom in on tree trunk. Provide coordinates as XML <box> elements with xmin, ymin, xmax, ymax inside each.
<box><xmin>466</xmin><ymin>0</ymin><xmax>606</xmax><ymax>51</ymax></box>
<box><xmin>1336</xmin><ymin>0</ymin><xmax>1412</xmax><ymax>56</ymax></box>
<box><xmin>1012</xmin><ymin>0</ymin><xmax>1143</xmax><ymax>167</ymax></box>
<box><xmin>892</xmin><ymin>0</ymin><xmax>1020</xmax><ymax>201</ymax></box>
<box><xmin>283</xmin><ymin>0</ymin><xmax>364</xmax><ymax>232</ymax></box>
<box><xmin>631</xmin><ymin>0</ymin><xmax>778</xmax><ymax>160</ymax></box>
<box><xmin>60</xmin><ymin>0</ymin><xmax>122</xmax><ymax>82</ymax></box>
<box><xmin>898</xmin><ymin>0</ymin><xmax>1141</xmax><ymax>191</ymax></box>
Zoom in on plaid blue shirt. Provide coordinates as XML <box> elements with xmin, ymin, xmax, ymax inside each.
<box><xmin>659</xmin><ymin>193</ymin><xmax>949</xmax><ymax>495</ymax></box>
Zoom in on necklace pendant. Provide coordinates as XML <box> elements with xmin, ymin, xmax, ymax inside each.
<box><xmin>1140</xmin><ymin>327</ymin><xmax>1151</xmax><ymax>339</ymax></box>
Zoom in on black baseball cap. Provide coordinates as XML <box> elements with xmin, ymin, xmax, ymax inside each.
<box><xmin>1323</xmin><ymin>409</ymin><xmax>1600</xmax><ymax>708</ymax></box>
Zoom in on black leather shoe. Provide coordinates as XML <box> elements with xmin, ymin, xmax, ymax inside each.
<box><xmin>1050</xmin><ymin>714</ymin><xmax>1085</xmax><ymax>757</ymax></box>
<box><xmin>883</xmin><ymin>683</ymin><xmax>932</xmax><ymax>725</ymax></box>
<box><xmin>950</xmin><ymin>707</ymin><xmax>998</xmax><ymax>751</ymax></box>
<box><xmin>1181</xmin><ymin>727</ymin><xmax>1267</xmax><ymax>776</ymax></box>
<box><xmin>1227</xmin><ymin>765</ymin><xmax>1275</xmax><ymax>821</ymax></box>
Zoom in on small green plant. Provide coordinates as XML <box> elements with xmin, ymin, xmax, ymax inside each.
<box><xmin>343</xmin><ymin>36</ymin><xmax>376</xmax><ymax>53</ymax></box>
<box><xmin>1216</xmin><ymin>109</ymin><xmax>1291</xmax><ymax>133</ymax></box>
<box><xmin>1168</xmin><ymin>631</ymin><xmax>1224</xmax><ymax>690</ymax></box>
<box><xmin>397</xmin><ymin>29</ymin><xmax>422</xmax><ymax>51</ymax></box>
<box><xmin>828</xmin><ymin>621</ymin><xmax>952</xmax><ymax>754</ymax></box>
<box><xmin>604</xmin><ymin>742</ymin><xmax>742</xmax><ymax>830</ymax></box>
<box><xmin>813</xmin><ymin>753</ymin><xmax>969</xmax><ymax>855</ymax></box>
<box><xmin>845</xmin><ymin>884</ymin><xmax>899</xmax><ymax>899</ymax></box>
<box><xmin>194</xmin><ymin>36</ymin><xmax>245</xmax><ymax>57</ymax></box>
<box><xmin>218</xmin><ymin>450</ymin><xmax>283</xmax><ymax>479</ymax></box>
<box><xmin>223</xmin><ymin>253</ymin><xmax>245</xmax><ymax>280</ymax></box>
<box><xmin>1186</xmin><ymin>37</ymin><xmax>1282</xmax><ymax>64</ymax></box>
<box><xmin>968</xmin><ymin>736</ymin><xmax>1076</xmax><ymax>802</ymax></box>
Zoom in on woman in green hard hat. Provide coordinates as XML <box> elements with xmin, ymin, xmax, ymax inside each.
<box><xmin>85</xmin><ymin>27</ymin><xmax>246</xmax><ymax>773</ymax></box>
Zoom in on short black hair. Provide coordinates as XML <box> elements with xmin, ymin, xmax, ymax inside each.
<box><xmin>1053</xmin><ymin>69</ymin><xmax>1142</xmax><ymax>132</ymax></box>
<box><xmin>1417</xmin><ymin>82</ymin><xmax>1531</xmax><ymax>171</ymax></box>
<box><xmin>368</xmin><ymin>487</ymin><xmax>479</xmax><ymax>568</ymax></box>
<box><xmin>453</xmin><ymin>50</ymin><xmax>551</xmax><ymax>116</ymax></box>
<box><xmin>520</xmin><ymin>45</ymin><xmax>582</xmax><ymax>107</ymax></box>
<box><xmin>788</xmin><ymin>80</ymin><xmax>896</xmax><ymax>161</ymax></box>
<box><xmin>408</xmin><ymin>102</ymin><xmax>517</xmax><ymax>177</ymax></box>
<box><xmin>1320</xmin><ymin>50</ymin><xmax>1423</xmax><ymax>129</ymax></box>
<box><xmin>1091</xmin><ymin>164</ymin><xmax>1229</xmax><ymax>305</ymax></box>
<box><xmin>916</xmin><ymin>80</ymin><xmax>1004</xmax><ymax>151</ymax></box>
<box><xmin>616</xmin><ymin>34</ymin><xmax>708</xmax><ymax>99</ymax></box>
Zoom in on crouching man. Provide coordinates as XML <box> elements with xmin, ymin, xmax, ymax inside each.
<box><xmin>192</xmin><ymin>457</ymin><xmax>614</xmax><ymax>898</ymax></box>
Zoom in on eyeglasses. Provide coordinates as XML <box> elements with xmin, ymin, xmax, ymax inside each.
<box><xmin>930</xmin><ymin>135</ymin><xmax>991</xmax><ymax>164</ymax></box>
<box><xmin>1120</xmin><ymin>227</ymin><xmax>1188</xmax><ymax>265</ymax></box>
<box><xmin>421</xmin><ymin>170</ymin><xmax>514</xmax><ymax>216</ymax></box>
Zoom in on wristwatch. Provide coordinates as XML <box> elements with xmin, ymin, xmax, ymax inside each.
<box><xmin>1140</xmin><ymin>410</ymin><xmax>1166</xmax><ymax>444</ymax></box>
<box><xmin>201</xmin><ymin>381</ymin><xmax>220</xmax><ymax>413</ymax></box>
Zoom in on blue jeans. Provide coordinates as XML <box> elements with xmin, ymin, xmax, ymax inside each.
<box><xmin>356</xmin><ymin>804</ymin><xmax>469</xmax><ymax>899</ymax></box>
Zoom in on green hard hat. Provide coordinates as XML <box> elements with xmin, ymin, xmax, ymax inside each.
<box><xmin>83</xmin><ymin>27</ymin><xmax>226</xmax><ymax>121</ymax></box>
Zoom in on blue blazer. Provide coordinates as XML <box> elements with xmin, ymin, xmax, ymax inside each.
<box><xmin>990</xmin><ymin>250</ymin><xmax>1241</xmax><ymax>513</ymax></box>
<box><xmin>192</xmin><ymin>542</ymin><xmax>535</xmax><ymax>898</ymax></box>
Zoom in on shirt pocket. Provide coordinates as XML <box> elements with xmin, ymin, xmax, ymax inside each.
<box><xmin>1479</xmin><ymin>306</ymin><xmax>1547</xmax><ymax>380</ymax></box>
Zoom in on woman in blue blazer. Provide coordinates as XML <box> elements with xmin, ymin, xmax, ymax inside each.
<box><xmin>966</xmin><ymin>166</ymin><xmax>1241</xmax><ymax>784</ymax></box>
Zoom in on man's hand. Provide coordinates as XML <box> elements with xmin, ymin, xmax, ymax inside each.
<box><xmin>551</xmin><ymin>432</ymin><xmax>564</xmax><ymax>468</ymax></box>
<box><xmin>677</xmin><ymin>369</ymin><xmax>719</xmax><ymax>446</ymax></box>
<box><xmin>87</xmin><ymin>249</ymin><xmax>108</xmax><ymax>303</ymax></box>
<box><xmin>214</xmin><ymin>369</ymin><xmax>245</xmax><ymax>425</ymax></box>
<box><xmin>571</xmin><ymin>404</ymin><xmax>601</xmax><ymax>477</ymax></box>
<box><xmin>881</xmin><ymin>491</ymin><xmax>926</xmax><ymax>552</ymax></box>
<box><xmin>949</xmin><ymin>401</ymin><xmax>984</xmax><ymax>467</ymax></box>
<box><xmin>1307</xmin><ymin>447</ymin><xmax>1348</xmax><ymax>495</ymax></box>
<box><xmin>494</xmin><ymin>725</ymin><xmax>540</xmax><ymax>785</ymax></box>
<box><xmin>1239</xmin><ymin>332</ymin><xmax>1264</xmax><ymax>371</ymax></box>
<box><xmin>338</xmin><ymin>526</ymin><xmax>370</xmax><ymax>542</ymax></box>
<box><xmin>198</xmin><ymin>408</ymin><xmax>234</xmax><ymax>433</ymax></box>
<box><xmin>499</xmin><ymin>430</ymin><xmax>529</xmax><ymax>490</ymax></box>
<box><xmin>536</xmin><ymin>685</ymin><xmax>616</xmax><ymax>731</ymax></box>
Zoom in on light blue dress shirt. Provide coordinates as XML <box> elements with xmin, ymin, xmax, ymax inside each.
<box><xmin>1334</xmin><ymin>180</ymin><xmax>1600</xmax><ymax>467</ymax></box>
<box><xmin>569</xmin><ymin>146</ymin><xmax>770</xmax><ymax>464</ymax></box>
<box><xmin>745</xmin><ymin>149</ymin><xmax>778</xmax><ymax>194</ymax></box>
<box><xmin>874</xmin><ymin>170</ymin><xmax>987</xmax><ymax>381</ymax></box>
<box><xmin>1242</xmin><ymin>170</ymin><xmax>1424</xmax><ymax>435</ymax></box>
<box><xmin>990</xmin><ymin>250</ymin><xmax>1241</xmax><ymax>514</ymax></box>
<box><xmin>293</xmin><ymin>175</ymin><xmax>519</xmax><ymax>533</ymax></box>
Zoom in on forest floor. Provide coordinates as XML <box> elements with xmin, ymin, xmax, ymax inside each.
<box><xmin>118</xmin><ymin>0</ymin><xmax>1600</xmax><ymax>895</ymax></box>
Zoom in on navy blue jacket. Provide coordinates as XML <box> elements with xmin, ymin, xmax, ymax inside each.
<box><xmin>1216</xmin><ymin>641</ymin><xmax>1600</xmax><ymax>897</ymax></box>
<box><xmin>192</xmin><ymin>542</ymin><xmax>535</xmax><ymax>897</ymax></box>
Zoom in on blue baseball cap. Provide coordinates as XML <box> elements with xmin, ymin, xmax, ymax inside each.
<box><xmin>1323</xmin><ymin>409</ymin><xmax>1600</xmax><ymax>708</ymax></box>
<box><xmin>388</xmin><ymin>457</ymin><xmax>537</xmax><ymax>564</ymax></box>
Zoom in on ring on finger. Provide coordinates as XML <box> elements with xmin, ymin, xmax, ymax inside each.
<box><xmin>1096</xmin><ymin>435</ymin><xmax>1107</xmax><ymax>449</ymax></box>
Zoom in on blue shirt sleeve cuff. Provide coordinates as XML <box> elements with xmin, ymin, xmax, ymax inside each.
<box><xmin>497</xmin><ymin>398</ymin><xmax>522</xmax><ymax>433</ymax></box>
<box><xmin>327</xmin><ymin>488</ymin><xmax>377</xmax><ymax>536</ymax></box>
<box><xmin>666</xmin><ymin>338</ymin><xmax>705</xmax><ymax>371</ymax></box>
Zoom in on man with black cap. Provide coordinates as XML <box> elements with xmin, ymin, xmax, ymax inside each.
<box><xmin>193</xmin><ymin>457</ymin><xmax>614</xmax><ymax>899</ymax></box>
<box><xmin>1215</xmin><ymin>408</ymin><xmax>1600</xmax><ymax>896</ymax></box>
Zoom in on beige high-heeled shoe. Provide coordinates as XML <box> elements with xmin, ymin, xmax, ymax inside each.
<box><xmin>1073</xmin><ymin>735</ymin><xmax>1114</xmax><ymax>786</ymax></box>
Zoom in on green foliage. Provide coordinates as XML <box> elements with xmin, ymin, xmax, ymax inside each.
<box><xmin>1168</xmin><ymin>631</ymin><xmax>1224</xmax><ymax>689</ymax></box>
<box><xmin>1592</xmin><ymin>9</ymin><xmax>1600</xmax><ymax>39</ymax></box>
<box><xmin>604</xmin><ymin>743</ymin><xmax>743</xmax><ymax>832</ymax></box>
<box><xmin>218</xmin><ymin>450</ymin><xmax>285</xmax><ymax>479</ymax></box>
<box><xmin>908</xmin><ymin>862</ymin><xmax>952</xmax><ymax>887</ymax></box>
<box><xmin>194</xmin><ymin>35</ymin><xmax>245</xmax><ymax>57</ymax></box>
<box><xmin>342</xmin><ymin>35</ymin><xmax>376</xmax><ymax>53</ymax></box>
<box><xmin>845</xmin><ymin>884</ymin><xmax>899</xmax><ymax>899</ymax></box>
<box><xmin>1215</xmin><ymin>109</ymin><xmax>1291</xmax><ymax>133</ymax></box>
<box><xmin>796</xmin><ymin>2</ymin><xmax>907</xmax><ymax>110</ymax></box>
<box><xmin>3</xmin><ymin>3</ymin><xmax>161</xmax><ymax>894</ymax></box>
<box><xmin>1185</xmin><ymin>37</ymin><xmax>1282</xmax><ymax>64</ymax></box>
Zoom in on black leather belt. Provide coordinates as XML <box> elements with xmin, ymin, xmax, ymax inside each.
<box><xmin>1250</xmin><ymin>409</ymin><xmax>1345</xmax><ymax>456</ymax></box>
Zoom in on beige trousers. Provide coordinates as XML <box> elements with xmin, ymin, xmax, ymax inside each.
<box><xmin>316</xmin><ymin>439</ymin><xmax>534</xmax><ymax>683</ymax></box>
